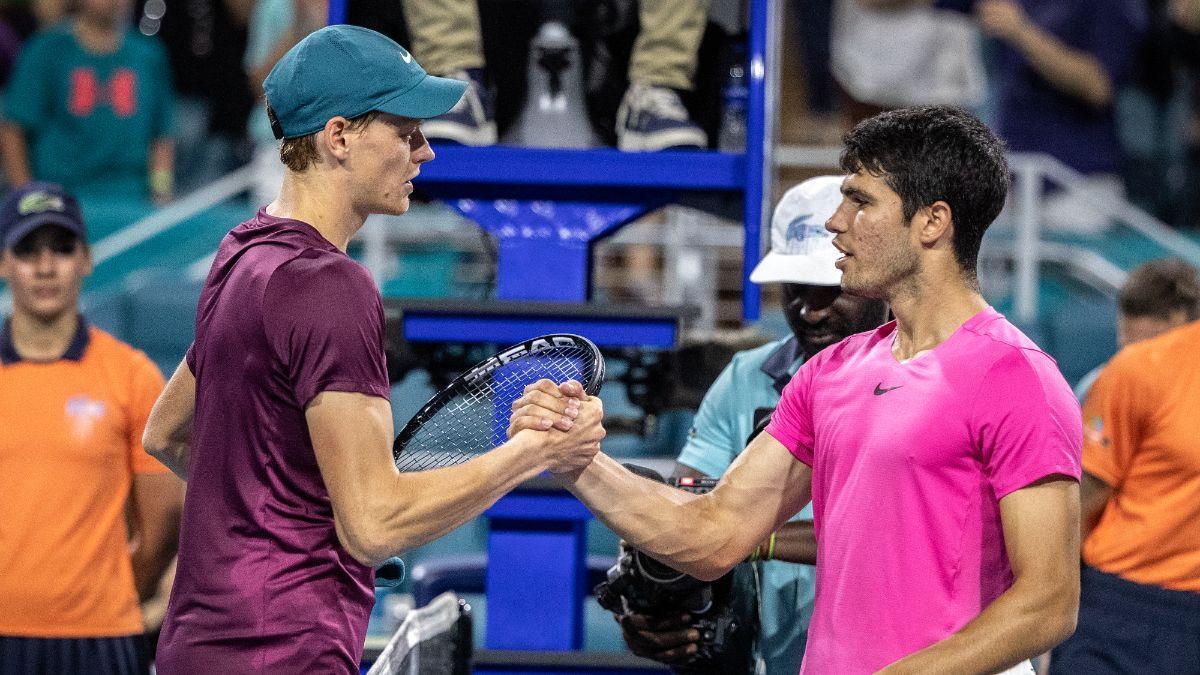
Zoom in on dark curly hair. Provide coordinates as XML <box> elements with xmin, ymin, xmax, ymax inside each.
<box><xmin>840</xmin><ymin>106</ymin><xmax>1010</xmax><ymax>281</ymax></box>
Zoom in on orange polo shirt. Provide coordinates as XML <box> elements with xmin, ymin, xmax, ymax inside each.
<box><xmin>0</xmin><ymin>317</ymin><xmax>168</xmax><ymax>637</ymax></box>
<box><xmin>1081</xmin><ymin>320</ymin><xmax>1200</xmax><ymax>592</ymax></box>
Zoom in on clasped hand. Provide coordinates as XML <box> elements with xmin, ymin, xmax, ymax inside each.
<box><xmin>508</xmin><ymin>379</ymin><xmax>605</xmax><ymax>474</ymax></box>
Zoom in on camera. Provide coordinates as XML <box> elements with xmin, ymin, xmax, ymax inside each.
<box><xmin>593</xmin><ymin>467</ymin><xmax>757</xmax><ymax>673</ymax></box>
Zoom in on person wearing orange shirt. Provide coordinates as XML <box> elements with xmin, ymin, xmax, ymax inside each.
<box><xmin>1049</xmin><ymin>318</ymin><xmax>1200</xmax><ymax>673</ymax></box>
<box><xmin>0</xmin><ymin>182</ymin><xmax>182</xmax><ymax>674</ymax></box>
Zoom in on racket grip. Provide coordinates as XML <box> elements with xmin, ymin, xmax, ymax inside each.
<box><xmin>374</xmin><ymin>557</ymin><xmax>406</xmax><ymax>588</ymax></box>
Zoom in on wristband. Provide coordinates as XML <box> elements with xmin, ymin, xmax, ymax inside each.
<box><xmin>150</xmin><ymin>168</ymin><xmax>173</xmax><ymax>198</ymax></box>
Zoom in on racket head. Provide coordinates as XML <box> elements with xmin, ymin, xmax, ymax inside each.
<box><xmin>392</xmin><ymin>333</ymin><xmax>604</xmax><ymax>472</ymax></box>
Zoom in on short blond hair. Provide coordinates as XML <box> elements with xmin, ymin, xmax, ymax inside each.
<box><xmin>273</xmin><ymin>108</ymin><xmax>381</xmax><ymax>172</ymax></box>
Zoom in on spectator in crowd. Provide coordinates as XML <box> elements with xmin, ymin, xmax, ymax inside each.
<box><xmin>244</xmin><ymin>0</ymin><xmax>327</xmax><ymax>207</ymax></box>
<box><xmin>831</xmin><ymin>0</ymin><xmax>986</xmax><ymax>127</ymax></box>
<box><xmin>1114</xmin><ymin>0</ymin><xmax>1190</xmax><ymax>223</ymax></box>
<box><xmin>399</xmin><ymin>0</ymin><xmax>709</xmax><ymax>150</ymax></box>
<box><xmin>1165</xmin><ymin>0</ymin><xmax>1200</xmax><ymax>228</ymax></box>
<box><xmin>151</xmin><ymin>0</ymin><xmax>255</xmax><ymax>191</ymax></box>
<box><xmin>967</xmin><ymin>0</ymin><xmax>1147</xmax><ymax>229</ymax></box>
<box><xmin>1073</xmin><ymin>257</ymin><xmax>1200</xmax><ymax>398</ymax></box>
<box><xmin>617</xmin><ymin>177</ymin><xmax>889</xmax><ymax>675</ymax></box>
<box><xmin>1050</xmin><ymin>275</ymin><xmax>1200</xmax><ymax>674</ymax></box>
<box><xmin>974</xmin><ymin>0</ymin><xmax>1147</xmax><ymax>173</ymax></box>
<box><xmin>0</xmin><ymin>182</ymin><xmax>182</xmax><ymax>673</ymax></box>
<box><xmin>0</xmin><ymin>0</ymin><xmax>175</xmax><ymax>202</ymax></box>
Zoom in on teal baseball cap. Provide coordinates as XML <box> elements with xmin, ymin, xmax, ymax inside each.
<box><xmin>263</xmin><ymin>25</ymin><xmax>467</xmax><ymax>139</ymax></box>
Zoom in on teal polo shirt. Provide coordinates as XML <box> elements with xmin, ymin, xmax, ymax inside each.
<box><xmin>4</xmin><ymin>23</ymin><xmax>173</xmax><ymax>199</ymax></box>
<box><xmin>677</xmin><ymin>337</ymin><xmax>815</xmax><ymax>675</ymax></box>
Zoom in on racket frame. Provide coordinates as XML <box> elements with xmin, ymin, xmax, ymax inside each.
<box><xmin>392</xmin><ymin>333</ymin><xmax>604</xmax><ymax>465</ymax></box>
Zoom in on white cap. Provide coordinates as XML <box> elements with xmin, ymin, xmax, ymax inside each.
<box><xmin>749</xmin><ymin>175</ymin><xmax>843</xmax><ymax>286</ymax></box>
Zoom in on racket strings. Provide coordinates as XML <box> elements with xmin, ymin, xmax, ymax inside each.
<box><xmin>394</xmin><ymin>345</ymin><xmax>599</xmax><ymax>472</ymax></box>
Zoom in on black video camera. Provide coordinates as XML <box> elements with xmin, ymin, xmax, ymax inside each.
<box><xmin>593</xmin><ymin>466</ymin><xmax>757</xmax><ymax>674</ymax></box>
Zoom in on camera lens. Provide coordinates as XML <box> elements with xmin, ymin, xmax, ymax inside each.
<box><xmin>633</xmin><ymin>550</ymin><xmax>689</xmax><ymax>585</ymax></box>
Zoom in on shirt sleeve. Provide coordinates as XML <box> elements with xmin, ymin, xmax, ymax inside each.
<box><xmin>972</xmin><ymin>349</ymin><xmax>1083</xmax><ymax>500</ymax></box>
<box><xmin>263</xmin><ymin>254</ymin><xmax>391</xmax><ymax>408</ymax></box>
<box><xmin>676</xmin><ymin>358</ymin><xmax>744</xmax><ymax>478</ymax></box>
<box><xmin>764</xmin><ymin>358</ymin><xmax>818</xmax><ymax>466</ymax></box>
<box><xmin>3</xmin><ymin>31</ymin><xmax>52</xmax><ymax>128</ymax></box>
<box><xmin>1079</xmin><ymin>351</ymin><xmax>1147</xmax><ymax>488</ymax></box>
<box><xmin>127</xmin><ymin>350</ymin><xmax>170</xmax><ymax>474</ymax></box>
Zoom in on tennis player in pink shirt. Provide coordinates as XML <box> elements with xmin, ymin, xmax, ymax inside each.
<box><xmin>513</xmin><ymin>106</ymin><xmax>1083</xmax><ymax>674</ymax></box>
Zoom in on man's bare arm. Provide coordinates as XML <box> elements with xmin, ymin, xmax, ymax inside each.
<box><xmin>1079</xmin><ymin>471</ymin><xmax>1113</xmax><ymax>542</ymax></box>
<box><xmin>148</xmin><ymin>138</ymin><xmax>174</xmax><ymax>204</ymax></box>
<box><xmin>559</xmin><ymin>432</ymin><xmax>812</xmax><ymax>581</ymax></box>
<box><xmin>127</xmin><ymin>472</ymin><xmax>184</xmax><ymax>601</ymax></box>
<box><xmin>879</xmin><ymin>477</ymin><xmax>1081</xmax><ymax>674</ymax></box>
<box><xmin>307</xmin><ymin>391</ymin><xmax>604</xmax><ymax>567</ymax></box>
<box><xmin>506</xmin><ymin>380</ymin><xmax>812</xmax><ymax>580</ymax></box>
<box><xmin>675</xmin><ymin>462</ymin><xmax>817</xmax><ymax>565</ymax></box>
<box><xmin>0</xmin><ymin>124</ymin><xmax>31</xmax><ymax>187</ymax></box>
<box><xmin>143</xmin><ymin>360</ymin><xmax>195</xmax><ymax>480</ymax></box>
<box><xmin>976</xmin><ymin>0</ymin><xmax>1113</xmax><ymax>106</ymax></box>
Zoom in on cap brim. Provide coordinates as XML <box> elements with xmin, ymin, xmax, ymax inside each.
<box><xmin>749</xmin><ymin>251</ymin><xmax>841</xmax><ymax>286</ymax></box>
<box><xmin>3</xmin><ymin>213</ymin><xmax>85</xmax><ymax>250</ymax></box>
<box><xmin>377</xmin><ymin>74</ymin><xmax>468</xmax><ymax>120</ymax></box>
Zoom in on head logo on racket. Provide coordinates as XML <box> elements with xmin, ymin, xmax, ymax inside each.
<box><xmin>464</xmin><ymin>335</ymin><xmax>584</xmax><ymax>385</ymax></box>
<box><xmin>393</xmin><ymin>334</ymin><xmax>605</xmax><ymax>472</ymax></box>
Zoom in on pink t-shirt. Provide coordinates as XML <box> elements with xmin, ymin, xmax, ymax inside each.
<box><xmin>765</xmin><ymin>308</ymin><xmax>1081</xmax><ymax>674</ymax></box>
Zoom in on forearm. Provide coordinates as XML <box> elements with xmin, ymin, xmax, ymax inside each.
<box><xmin>759</xmin><ymin>520</ymin><xmax>816</xmax><ymax>565</ymax></box>
<box><xmin>150</xmin><ymin>442</ymin><xmax>191</xmax><ymax>481</ymax></box>
<box><xmin>880</xmin><ymin>579</ymin><xmax>1077</xmax><ymax>674</ymax></box>
<box><xmin>354</xmin><ymin>433</ymin><xmax>552</xmax><ymax>564</ymax></box>
<box><xmin>1009</xmin><ymin>28</ymin><xmax>1113</xmax><ymax>107</ymax></box>
<box><xmin>129</xmin><ymin>529</ymin><xmax>178</xmax><ymax>601</ymax></box>
<box><xmin>1079</xmin><ymin>472</ymin><xmax>1112</xmax><ymax>543</ymax></box>
<box><xmin>564</xmin><ymin>453</ymin><xmax>746</xmax><ymax>580</ymax></box>
<box><xmin>0</xmin><ymin>124</ymin><xmax>32</xmax><ymax>186</ymax></box>
<box><xmin>148</xmin><ymin>139</ymin><xmax>174</xmax><ymax>201</ymax></box>
<box><xmin>128</xmin><ymin>474</ymin><xmax>183</xmax><ymax>601</ymax></box>
<box><xmin>144</xmin><ymin>361</ymin><xmax>196</xmax><ymax>481</ymax></box>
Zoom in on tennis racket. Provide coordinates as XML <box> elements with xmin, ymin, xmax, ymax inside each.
<box><xmin>392</xmin><ymin>334</ymin><xmax>605</xmax><ymax>472</ymax></box>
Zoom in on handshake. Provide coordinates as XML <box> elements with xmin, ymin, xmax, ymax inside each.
<box><xmin>505</xmin><ymin>382</ymin><xmax>754</xmax><ymax>672</ymax></box>
<box><xmin>505</xmin><ymin>378</ymin><xmax>607</xmax><ymax>475</ymax></box>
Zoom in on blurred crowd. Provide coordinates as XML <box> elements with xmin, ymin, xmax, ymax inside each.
<box><xmin>0</xmin><ymin>0</ymin><xmax>1194</xmax><ymax>226</ymax></box>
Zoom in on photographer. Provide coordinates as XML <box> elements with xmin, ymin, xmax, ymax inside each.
<box><xmin>612</xmin><ymin>177</ymin><xmax>889</xmax><ymax>674</ymax></box>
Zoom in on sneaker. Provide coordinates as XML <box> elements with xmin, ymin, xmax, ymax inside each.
<box><xmin>423</xmin><ymin>69</ymin><xmax>497</xmax><ymax>146</ymax></box>
<box><xmin>615</xmin><ymin>83</ymin><xmax>707</xmax><ymax>151</ymax></box>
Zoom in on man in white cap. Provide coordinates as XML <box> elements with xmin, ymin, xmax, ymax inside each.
<box><xmin>616</xmin><ymin>176</ymin><xmax>888</xmax><ymax>674</ymax></box>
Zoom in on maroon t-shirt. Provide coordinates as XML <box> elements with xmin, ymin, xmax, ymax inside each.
<box><xmin>157</xmin><ymin>210</ymin><xmax>390</xmax><ymax>673</ymax></box>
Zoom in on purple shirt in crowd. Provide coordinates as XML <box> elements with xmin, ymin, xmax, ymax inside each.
<box><xmin>157</xmin><ymin>210</ymin><xmax>391</xmax><ymax>673</ymax></box>
<box><xmin>938</xmin><ymin>0</ymin><xmax>1147</xmax><ymax>175</ymax></box>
